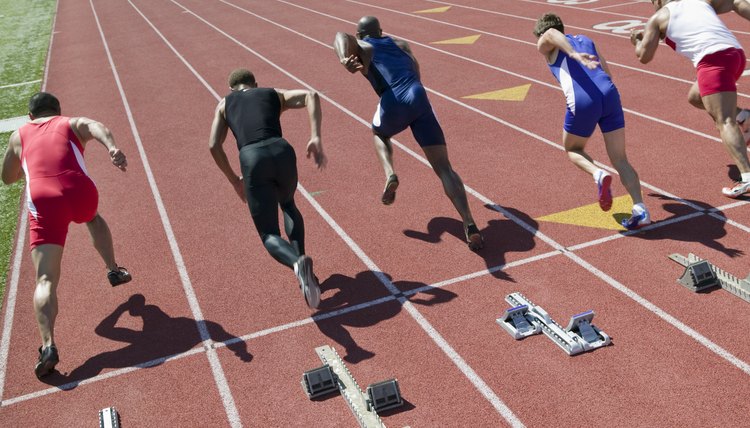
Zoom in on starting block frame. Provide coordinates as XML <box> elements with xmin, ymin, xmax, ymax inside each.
<box><xmin>99</xmin><ymin>407</ymin><xmax>120</xmax><ymax>428</ymax></box>
<box><xmin>308</xmin><ymin>345</ymin><xmax>388</xmax><ymax>428</ymax></box>
<box><xmin>669</xmin><ymin>253</ymin><xmax>750</xmax><ymax>303</ymax></box>
<box><xmin>498</xmin><ymin>293</ymin><xmax>611</xmax><ymax>356</ymax></box>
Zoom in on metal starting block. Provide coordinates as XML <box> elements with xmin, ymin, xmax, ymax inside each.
<box><xmin>496</xmin><ymin>304</ymin><xmax>541</xmax><ymax>339</ymax></box>
<box><xmin>306</xmin><ymin>345</ymin><xmax>389</xmax><ymax>428</ymax></box>
<box><xmin>366</xmin><ymin>379</ymin><xmax>403</xmax><ymax>412</ymax></box>
<box><xmin>499</xmin><ymin>293</ymin><xmax>611</xmax><ymax>356</ymax></box>
<box><xmin>669</xmin><ymin>253</ymin><xmax>750</xmax><ymax>303</ymax></box>
<box><xmin>302</xmin><ymin>364</ymin><xmax>339</xmax><ymax>399</ymax></box>
<box><xmin>98</xmin><ymin>407</ymin><xmax>120</xmax><ymax>428</ymax></box>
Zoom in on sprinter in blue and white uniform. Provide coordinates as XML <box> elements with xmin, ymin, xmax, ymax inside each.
<box><xmin>534</xmin><ymin>13</ymin><xmax>650</xmax><ymax>230</ymax></box>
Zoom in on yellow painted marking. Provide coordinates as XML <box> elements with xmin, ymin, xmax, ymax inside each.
<box><xmin>413</xmin><ymin>6</ymin><xmax>451</xmax><ymax>13</ymax></box>
<box><xmin>536</xmin><ymin>195</ymin><xmax>633</xmax><ymax>230</ymax></box>
<box><xmin>462</xmin><ymin>84</ymin><xmax>531</xmax><ymax>101</ymax></box>
<box><xmin>431</xmin><ymin>34</ymin><xmax>481</xmax><ymax>45</ymax></box>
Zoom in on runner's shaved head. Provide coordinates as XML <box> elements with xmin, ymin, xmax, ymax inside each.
<box><xmin>28</xmin><ymin>92</ymin><xmax>61</xmax><ymax>117</ymax></box>
<box><xmin>356</xmin><ymin>16</ymin><xmax>381</xmax><ymax>39</ymax></box>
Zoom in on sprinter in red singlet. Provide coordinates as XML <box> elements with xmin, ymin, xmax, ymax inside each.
<box><xmin>1</xmin><ymin>92</ymin><xmax>132</xmax><ymax>379</ymax></box>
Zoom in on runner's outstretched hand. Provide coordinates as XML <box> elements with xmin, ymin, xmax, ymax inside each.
<box><xmin>307</xmin><ymin>137</ymin><xmax>326</xmax><ymax>169</ymax></box>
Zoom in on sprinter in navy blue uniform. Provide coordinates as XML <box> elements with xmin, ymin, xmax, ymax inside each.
<box><xmin>334</xmin><ymin>16</ymin><xmax>483</xmax><ymax>250</ymax></box>
<box><xmin>208</xmin><ymin>69</ymin><xmax>325</xmax><ymax>309</ymax></box>
<box><xmin>534</xmin><ymin>13</ymin><xmax>650</xmax><ymax>230</ymax></box>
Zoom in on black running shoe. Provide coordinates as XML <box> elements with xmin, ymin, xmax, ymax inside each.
<box><xmin>34</xmin><ymin>345</ymin><xmax>59</xmax><ymax>379</ymax></box>
<box><xmin>108</xmin><ymin>267</ymin><xmax>132</xmax><ymax>287</ymax></box>
<box><xmin>381</xmin><ymin>174</ymin><xmax>399</xmax><ymax>205</ymax></box>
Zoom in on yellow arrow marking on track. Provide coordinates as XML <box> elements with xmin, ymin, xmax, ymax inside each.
<box><xmin>413</xmin><ymin>6</ymin><xmax>451</xmax><ymax>13</ymax></box>
<box><xmin>431</xmin><ymin>34</ymin><xmax>481</xmax><ymax>45</ymax></box>
<box><xmin>536</xmin><ymin>195</ymin><xmax>633</xmax><ymax>231</ymax></box>
<box><xmin>462</xmin><ymin>84</ymin><xmax>531</xmax><ymax>101</ymax></box>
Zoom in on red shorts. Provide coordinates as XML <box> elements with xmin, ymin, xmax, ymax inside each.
<box><xmin>28</xmin><ymin>171</ymin><xmax>99</xmax><ymax>249</ymax></box>
<box><xmin>696</xmin><ymin>47</ymin><xmax>746</xmax><ymax>97</ymax></box>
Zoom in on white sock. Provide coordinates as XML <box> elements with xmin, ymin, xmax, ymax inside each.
<box><xmin>742</xmin><ymin>172</ymin><xmax>750</xmax><ymax>183</ymax></box>
<box><xmin>593</xmin><ymin>169</ymin><xmax>605</xmax><ymax>184</ymax></box>
<box><xmin>633</xmin><ymin>203</ymin><xmax>647</xmax><ymax>215</ymax></box>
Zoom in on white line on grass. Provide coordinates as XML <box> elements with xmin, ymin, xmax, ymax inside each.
<box><xmin>89</xmin><ymin>1</ymin><xmax>242</xmax><ymax>426</ymax></box>
<box><xmin>0</xmin><ymin>80</ymin><xmax>42</xmax><ymax>90</ymax></box>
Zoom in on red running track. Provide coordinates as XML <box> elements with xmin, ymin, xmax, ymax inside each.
<box><xmin>1</xmin><ymin>0</ymin><xmax>749</xmax><ymax>426</ymax></box>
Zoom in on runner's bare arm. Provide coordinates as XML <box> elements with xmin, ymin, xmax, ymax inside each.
<box><xmin>208</xmin><ymin>98</ymin><xmax>245</xmax><ymax>202</ymax></box>
<box><xmin>632</xmin><ymin>10</ymin><xmax>668</xmax><ymax>64</ymax></box>
<box><xmin>277</xmin><ymin>89</ymin><xmax>326</xmax><ymax>169</ymax></box>
<box><xmin>537</xmin><ymin>28</ymin><xmax>599</xmax><ymax>69</ymax></box>
<box><xmin>1</xmin><ymin>131</ymin><xmax>23</xmax><ymax>184</ymax></box>
<box><xmin>70</xmin><ymin>117</ymin><xmax>127</xmax><ymax>171</ymax></box>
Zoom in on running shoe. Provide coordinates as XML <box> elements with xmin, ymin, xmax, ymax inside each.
<box><xmin>621</xmin><ymin>210</ymin><xmax>651</xmax><ymax>231</ymax></box>
<box><xmin>294</xmin><ymin>255</ymin><xmax>320</xmax><ymax>309</ymax></box>
<box><xmin>34</xmin><ymin>345</ymin><xmax>59</xmax><ymax>379</ymax></box>
<box><xmin>464</xmin><ymin>224</ymin><xmax>484</xmax><ymax>251</ymax></box>
<box><xmin>721</xmin><ymin>181</ymin><xmax>750</xmax><ymax>199</ymax></box>
<box><xmin>108</xmin><ymin>266</ymin><xmax>132</xmax><ymax>287</ymax></box>
<box><xmin>597</xmin><ymin>173</ymin><xmax>613</xmax><ymax>211</ymax></box>
<box><xmin>381</xmin><ymin>174</ymin><xmax>399</xmax><ymax>205</ymax></box>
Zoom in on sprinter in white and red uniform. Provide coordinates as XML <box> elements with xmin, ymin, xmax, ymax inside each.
<box><xmin>1</xmin><ymin>92</ymin><xmax>132</xmax><ymax>379</ymax></box>
<box><xmin>632</xmin><ymin>0</ymin><xmax>750</xmax><ymax>198</ymax></box>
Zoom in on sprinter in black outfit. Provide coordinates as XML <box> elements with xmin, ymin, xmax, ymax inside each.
<box><xmin>209</xmin><ymin>69</ymin><xmax>326</xmax><ymax>309</ymax></box>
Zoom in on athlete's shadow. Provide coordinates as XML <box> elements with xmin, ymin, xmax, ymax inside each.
<box><xmin>620</xmin><ymin>193</ymin><xmax>744</xmax><ymax>257</ymax></box>
<box><xmin>41</xmin><ymin>294</ymin><xmax>252</xmax><ymax>387</ymax></box>
<box><xmin>314</xmin><ymin>271</ymin><xmax>456</xmax><ymax>364</ymax></box>
<box><xmin>402</xmin><ymin>206</ymin><xmax>538</xmax><ymax>281</ymax></box>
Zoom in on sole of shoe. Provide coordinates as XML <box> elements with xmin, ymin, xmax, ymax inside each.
<box><xmin>381</xmin><ymin>175</ymin><xmax>399</xmax><ymax>205</ymax></box>
<box><xmin>598</xmin><ymin>174</ymin><xmax>613</xmax><ymax>211</ymax></box>
<box><xmin>34</xmin><ymin>348</ymin><xmax>59</xmax><ymax>379</ymax></box>
<box><xmin>298</xmin><ymin>256</ymin><xmax>321</xmax><ymax>309</ymax></box>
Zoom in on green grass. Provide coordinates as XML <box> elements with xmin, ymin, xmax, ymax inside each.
<box><xmin>0</xmin><ymin>0</ymin><xmax>56</xmax><ymax>306</ymax></box>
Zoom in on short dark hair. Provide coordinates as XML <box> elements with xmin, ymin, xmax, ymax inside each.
<box><xmin>228</xmin><ymin>68</ymin><xmax>256</xmax><ymax>88</ymax></box>
<box><xmin>533</xmin><ymin>13</ymin><xmax>564</xmax><ymax>38</ymax></box>
<box><xmin>28</xmin><ymin>92</ymin><xmax>61</xmax><ymax>117</ymax></box>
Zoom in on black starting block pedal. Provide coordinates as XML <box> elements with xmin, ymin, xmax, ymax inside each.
<box><xmin>99</xmin><ymin>407</ymin><xmax>120</xmax><ymax>428</ymax></box>
<box><xmin>677</xmin><ymin>259</ymin><xmax>719</xmax><ymax>292</ymax></box>
<box><xmin>301</xmin><ymin>365</ymin><xmax>339</xmax><ymax>399</ymax></box>
<box><xmin>366</xmin><ymin>379</ymin><xmax>403</xmax><ymax>412</ymax></box>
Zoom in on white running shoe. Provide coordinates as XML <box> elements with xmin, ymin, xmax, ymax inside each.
<box><xmin>294</xmin><ymin>255</ymin><xmax>320</xmax><ymax>309</ymax></box>
<box><xmin>722</xmin><ymin>181</ymin><xmax>750</xmax><ymax>199</ymax></box>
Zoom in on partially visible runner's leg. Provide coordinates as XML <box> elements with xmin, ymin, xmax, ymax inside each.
<box><xmin>602</xmin><ymin>128</ymin><xmax>650</xmax><ymax>229</ymax></box>
<box><xmin>86</xmin><ymin>213</ymin><xmax>131</xmax><ymax>286</ymax></box>
<box><xmin>31</xmin><ymin>244</ymin><xmax>64</xmax><ymax>378</ymax></box>
<box><xmin>374</xmin><ymin>133</ymin><xmax>398</xmax><ymax>205</ymax></box>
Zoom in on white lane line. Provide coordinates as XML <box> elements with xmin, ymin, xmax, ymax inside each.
<box><xmin>158</xmin><ymin>1</ymin><xmax>526</xmax><ymax>425</ymax></box>
<box><xmin>0</xmin><ymin>80</ymin><xmax>42</xmax><ymax>90</ymax></box>
<box><xmin>229</xmin><ymin>0</ymin><xmax>750</xmax><ymax>375</ymax></box>
<box><xmin>593</xmin><ymin>1</ymin><xmax>648</xmax><ymax>11</ymax></box>
<box><xmin>0</xmin><ymin>0</ymin><xmax>59</xmax><ymax>404</ymax></box>
<box><xmin>89</xmin><ymin>1</ymin><xmax>241</xmax><ymax>426</ymax></box>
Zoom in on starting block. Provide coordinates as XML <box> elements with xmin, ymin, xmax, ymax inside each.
<box><xmin>301</xmin><ymin>364</ymin><xmax>338</xmax><ymax>399</ymax></box>
<box><xmin>98</xmin><ymin>407</ymin><xmax>120</xmax><ymax>428</ymax></box>
<box><xmin>499</xmin><ymin>293</ymin><xmax>611</xmax><ymax>356</ymax></box>
<box><xmin>669</xmin><ymin>253</ymin><xmax>750</xmax><ymax>303</ymax></box>
<box><xmin>366</xmin><ymin>379</ymin><xmax>403</xmax><ymax>412</ymax></box>
<box><xmin>496</xmin><ymin>304</ymin><xmax>541</xmax><ymax>339</ymax></box>
<box><xmin>304</xmin><ymin>345</ymin><xmax>404</xmax><ymax>427</ymax></box>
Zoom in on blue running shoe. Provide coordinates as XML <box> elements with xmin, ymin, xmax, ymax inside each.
<box><xmin>622</xmin><ymin>211</ymin><xmax>651</xmax><ymax>230</ymax></box>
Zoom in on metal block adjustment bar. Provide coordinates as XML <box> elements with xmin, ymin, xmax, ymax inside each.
<box><xmin>99</xmin><ymin>407</ymin><xmax>120</xmax><ymax>428</ymax></box>
<box><xmin>499</xmin><ymin>293</ymin><xmax>611</xmax><ymax>356</ymax></box>
<box><xmin>304</xmin><ymin>345</ymin><xmax>388</xmax><ymax>428</ymax></box>
<box><xmin>669</xmin><ymin>253</ymin><xmax>750</xmax><ymax>303</ymax></box>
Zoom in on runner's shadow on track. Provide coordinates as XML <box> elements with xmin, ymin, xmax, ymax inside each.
<box><xmin>619</xmin><ymin>194</ymin><xmax>744</xmax><ymax>258</ymax></box>
<box><xmin>314</xmin><ymin>271</ymin><xmax>456</xmax><ymax>366</ymax></box>
<box><xmin>402</xmin><ymin>206</ymin><xmax>538</xmax><ymax>281</ymax></box>
<box><xmin>39</xmin><ymin>294</ymin><xmax>252</xmax><ymax>388</ymax></box>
